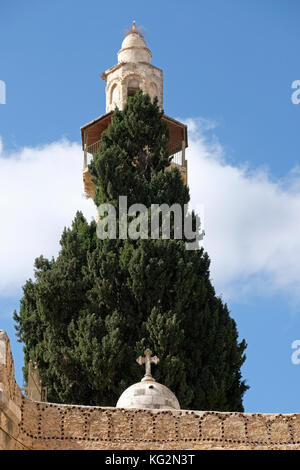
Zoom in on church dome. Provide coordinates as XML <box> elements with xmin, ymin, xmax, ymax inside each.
<box><xmin>116</xmin><ymin>378</ymin><xmax>180</xmax><ymax>410</ymax></box>
<box><xmin>116</xmin><ymin>348</ymin><xmax>180</xmax><ymax>410</ymax></box>
<box><xmin>118</xmin><ymin>21</ymin><xmax>152</xmax><ymax>64</ymax></box>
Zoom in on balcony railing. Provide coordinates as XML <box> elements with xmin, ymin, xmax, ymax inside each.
<box><xmin>84</xmin><ymin>140</ymin><xmax>187</xmax><ymax>172</ymax></box>
<box><xmin>170</xmin><ymin>151</ymin><xmax>182</xmax><ymax>166</ymax></box>
<box><xmin>87</xmin><ymin>140</ymin><xmax>101</xmax><ymax>156</ymax></box>
<box><xmin>83</xmin><ymin>140</ymin><xmax>101</xmax><ymax>169</ymax></box>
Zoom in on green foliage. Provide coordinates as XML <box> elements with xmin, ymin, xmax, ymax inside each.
<box><xmin>14</xmin><ymin>91</ymin><xmax>248</xmax><ymax>410</ymax></box>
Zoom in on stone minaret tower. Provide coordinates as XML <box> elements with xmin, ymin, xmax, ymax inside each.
<box><xmin>102</xmin><ymin>21</ymin><xmax>163</xmax><ymax>113</ymax></box>
<box><xmin>81</xmin><ymin>22</ymin><xmax>188</xmax><ymax>198</ymax></box>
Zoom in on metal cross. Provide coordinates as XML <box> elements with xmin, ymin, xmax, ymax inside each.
<box><xmin>136</xmin><ymin>348</ymin><xmax>160</xmax><ymax>381</ymax></box>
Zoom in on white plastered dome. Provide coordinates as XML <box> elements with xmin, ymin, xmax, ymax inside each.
<box><xmin>116</xmin><ymin>348</ymin><xmax>180</xmax><ymax>410</ymax></box>
<box><xmin>118</xmin><ymin>21</ymin><xmax>152</xmax><ymax>64</ymax></box>
<box><xmin>121</xmin><ymin>31</ymin><xmax>147</xmax><ymax>50</ymax></box>
<box><xmin>116</xmin><ymin>378</ymin><xmax>180</xmax><ymax>410</ymax></box>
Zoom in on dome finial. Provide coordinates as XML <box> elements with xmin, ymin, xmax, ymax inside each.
<box><xmin>124</xmin><ymin>20</ymin><xmax>144</xmax><ymax>38</ymax></box>
<box><xmin>136</xmin><ymin>348</ymin><xmax>159</xmax><ymax>381</ymax></box>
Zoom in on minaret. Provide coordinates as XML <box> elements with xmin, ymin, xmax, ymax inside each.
<box><xmin>81</xmin><ymin>22</ymin><xmax>188</xmax><ymax>199</ymax></box>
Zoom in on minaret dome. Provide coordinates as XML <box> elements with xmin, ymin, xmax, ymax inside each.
<box><xmin>118</xmin><ymin>22</ymin><xmax>152</xmax><ymax>64</ymax></box>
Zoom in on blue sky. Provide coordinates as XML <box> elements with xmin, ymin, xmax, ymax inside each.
<box><xmin>1</xmin><ymin>0</ymin><xmax>300</xmax><ymax>413</ymax></box>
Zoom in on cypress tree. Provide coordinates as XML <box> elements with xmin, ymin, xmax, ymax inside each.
<box><xmin>14</xmin><ymin>91</ymin><xmax>248</xmax><ymax>410</ymax></box>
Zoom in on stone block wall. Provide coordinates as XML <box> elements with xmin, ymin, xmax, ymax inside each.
<box><xmin>17</xmin><ymin>398</ymin><xmax>300</xmax><ymax>450</ymax></box>
<box><xmin>0</xmin><ymin>330</ymin><xmax>24</xmax><ymax>449</ymax></box>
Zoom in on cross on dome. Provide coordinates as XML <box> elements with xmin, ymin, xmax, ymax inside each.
<box><xmin>117</xmin><ymin>347</ymin><xmax>180</xmax><ymax>409</ymax></box>
<box><xmin>136</xmin><ymin>348</ymin><xmax>160</xmax><ymax>381</ymax></box>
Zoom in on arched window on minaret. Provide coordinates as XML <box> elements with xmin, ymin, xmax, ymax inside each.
<box><xmin>127</xmin><ymin>78</ymin><xmax>140</xmax><ymax>97</ymax></box>
<box><xmin>149</xmin><ymin>82</ymin><xmax>158</xmax><ymax>102</ymax></box>
<box><xmin>110</xmin><ymin>83</ymin><xmax>119</xmax><ymax>107</ymax></box>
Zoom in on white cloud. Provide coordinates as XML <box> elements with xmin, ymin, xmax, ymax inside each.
<box><xmin>0</xmin><ymin>140</ymin><xmax>95</xmax><ymax>297</ymax></box>
<box><xmin>1</xmin><ymin>122</ymin><xmax>300</xmax><ymax>304</ymax></box>
<box><xmin>187</xmin><ymin>119</ymin><xmax>300</xmax><ymax>302</ymax></box>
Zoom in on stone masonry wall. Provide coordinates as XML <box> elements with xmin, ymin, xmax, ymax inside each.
<box><xmin>0</xmin><ymin>330</ymin><xmax>24</xmax><ymax>450</ymax></box>
<box><xmin>2</xmin><ymin>329</ymin><xmax>300</xmax><ymax>451</ymax></box>
<box><xmin>18</xmin><ymin>398</ymin><xmax>300</xmax><ymax>450</ymax></box>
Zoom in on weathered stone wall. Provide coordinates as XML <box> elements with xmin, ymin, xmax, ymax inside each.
<box><xmin>0</xmin><ymin>330</ymin><xmax>24</xmax><ymax>450</ymax></box>
<box><xmin>104</xmin><ymin>61</ymin><xmax>163</xmax><ymax>113</ymax></box>
<box><xmin>17</xmin><ymin>398</ymin><xmax>300</xmax><ymax>450</ymax></box>
<box><xmin>2</xmin><ymin>329</ymin><xmax>300</xmax><ymax>451</ymax></box>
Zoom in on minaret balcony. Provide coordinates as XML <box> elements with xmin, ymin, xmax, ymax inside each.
<box><xmin>81</xmin><ymin>112</ymin><xmax>188</xmax><ymax>198</ymax></box>
<box><xmin>83</xmin><ymin>141</ymin><xmax>187</xmax><ymax>199</ymax></box>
